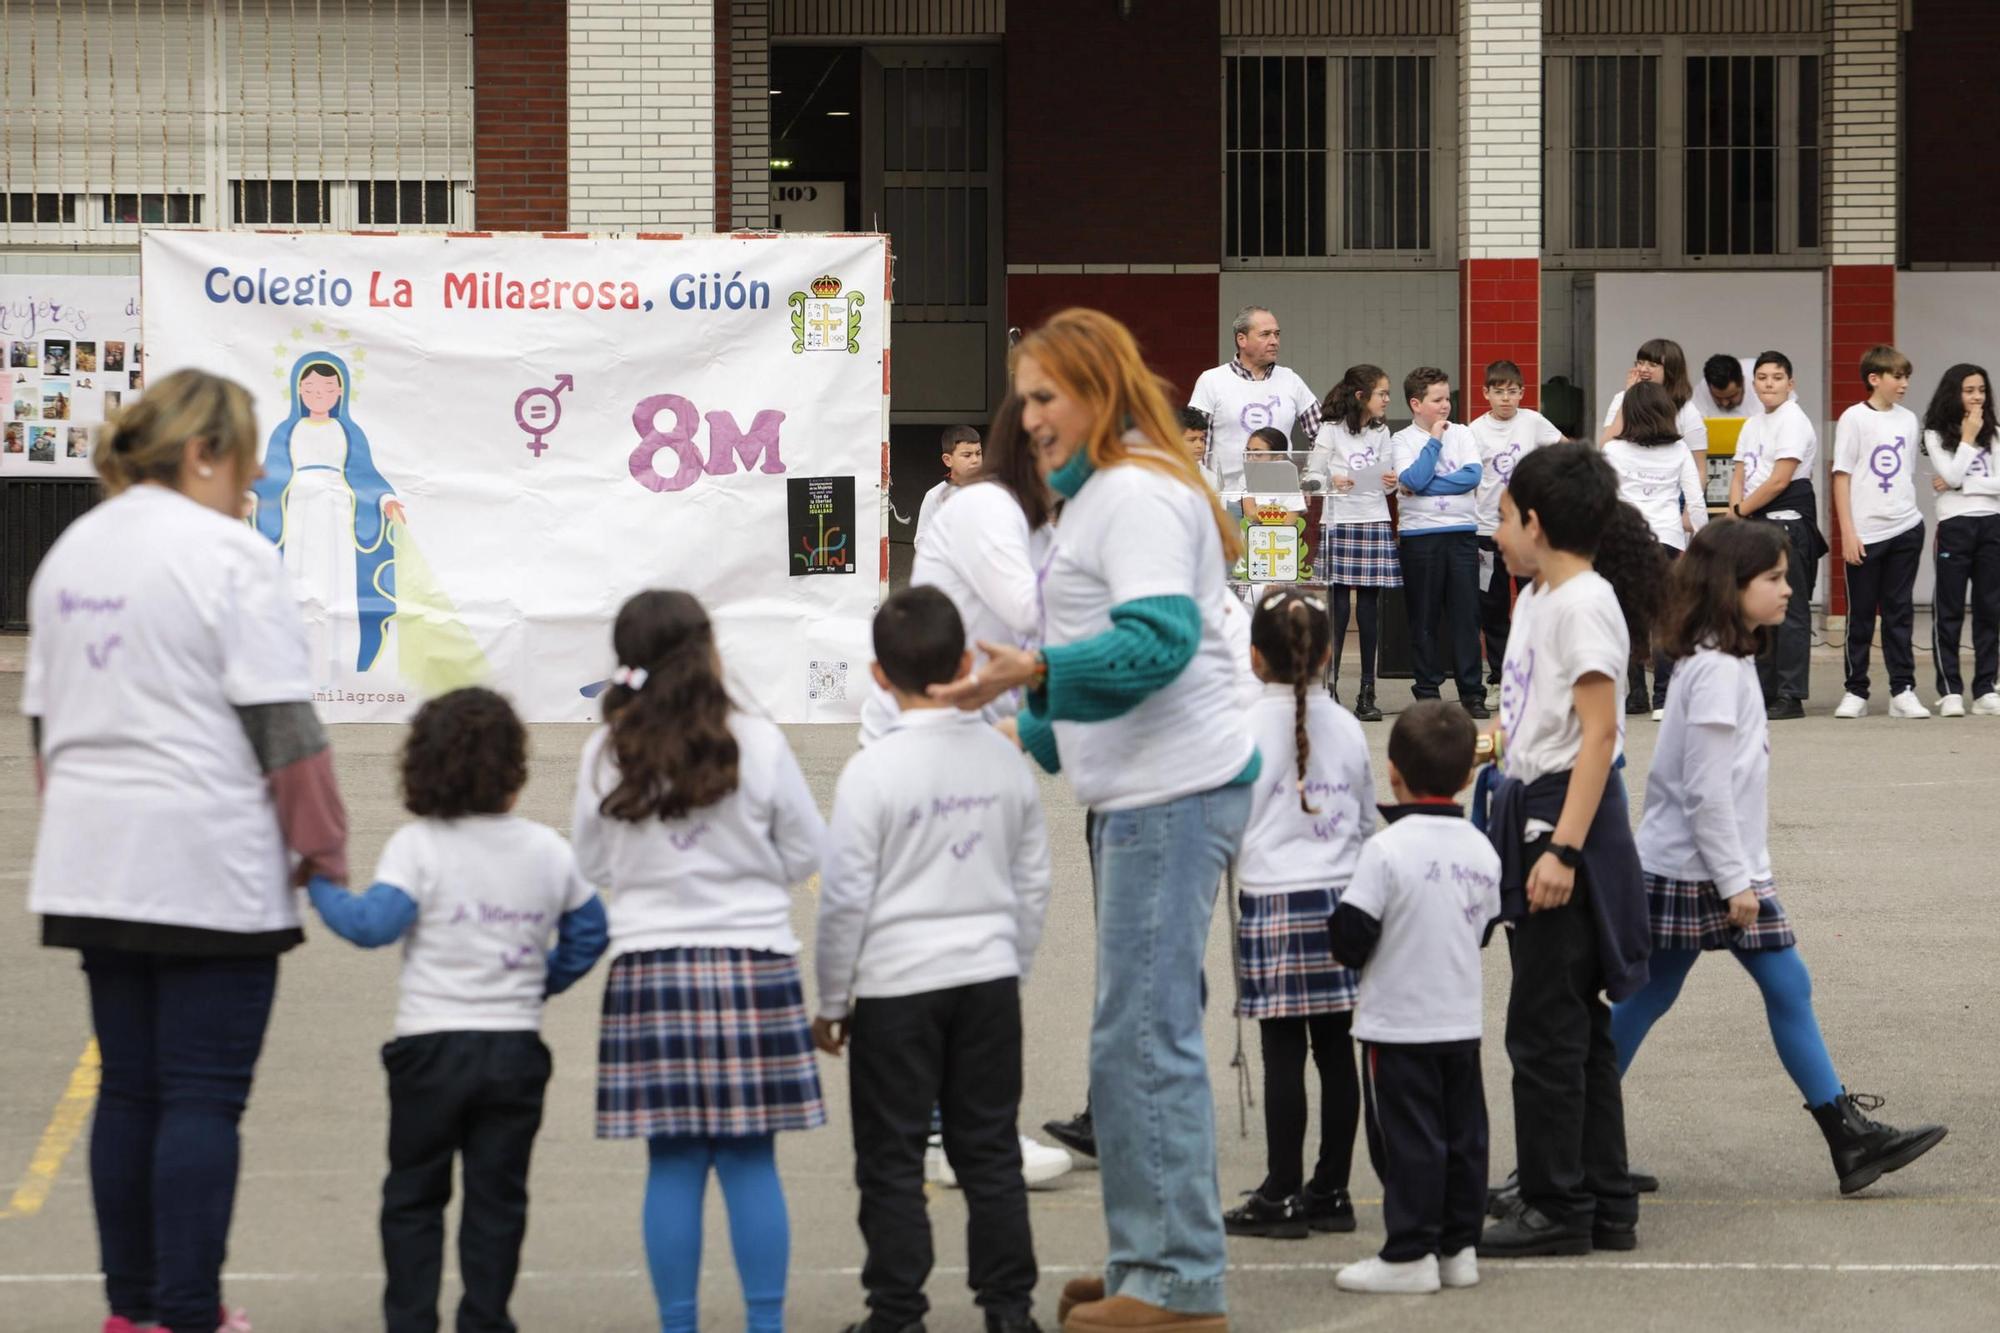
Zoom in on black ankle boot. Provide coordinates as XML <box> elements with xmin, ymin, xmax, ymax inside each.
<box><xmin>1807</xmin><ymin>1092</ymin><xmax>1947</xmax><ymax>1194</ymax></box>
<box><xmin>1354</xmin><ymin>685</ymin><xmax>1382</xmax><ymax>722</ymax></box>
<box><xmin>1302</xmin><ymin>1182</ymin><xmax>1357</xmax><ymax>1233</ymax></box>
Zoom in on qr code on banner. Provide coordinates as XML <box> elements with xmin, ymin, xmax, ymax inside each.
<box><xmin>808</xmin><ymin>660</ymin><xmax>848</xmax><ymax>703</ymax></box>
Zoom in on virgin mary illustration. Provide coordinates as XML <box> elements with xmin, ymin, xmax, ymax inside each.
<box><xmin>251</xmin><ymin>352</ymin><xmax>405</xmax><ymax>675</ymax></box>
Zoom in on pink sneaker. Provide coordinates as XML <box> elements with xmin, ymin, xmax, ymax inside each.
<box><xmin>216</xmin><ymin>1309</ymin><xmax>252</xmax><ymax>1333</ymax></box>
<box><xmin>102</xmin><ymin>1319</ymin><xmax>153</xmax><ymax>1333</ymax></box>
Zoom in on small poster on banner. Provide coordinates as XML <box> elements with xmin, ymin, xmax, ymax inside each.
<box><xmin>788</xmin><ymin>475</ymin><xmax>857</xmax><ymax>575</ymax></box>
<box><xmin>0</xmin><ymin>274</ymin><xmax>143</xmax><ymax>476</ymax></box>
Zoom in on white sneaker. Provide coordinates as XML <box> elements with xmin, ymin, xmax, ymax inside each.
<box><xmin>928</xmin><ymin>1134</ymin><xmax>1074</xmax><ymax>1189</ymax></box>
<box><xmin>1336</xmin><ymin>1253</ymin><xmax>1441</xmax><ymax>1294</ymax></box>
<box><xmin>1833</xmin><ymin>693</ymin><xmax>1869</xmax><ymax>719</ymax></box>
<box><xmin>924</xmin><ymin>1133</ymin><xmax>953</xmax><ymax>1187</ymax></box>
<box><xmin>1439</xmin><ymin>1246</ymin><xmax>1479</xmax><ymax>1289</ymax></box>
<box><xmin>1019</xmin><ymin>1134</ymin><xmax>1074</xmax><ymax>1187</ymax></box>
<box><xmin>1649</xmin><ymin>708</ymin><xmax>1664</xmax><ymax>722</ymax></box>
<box><xmin>1939</xmin><ymin>693</ymin><xmax>1966</xmax><ymax>717</ymax></box>
<box><xmin>1974</xmin><ymin>692</ymin><xmax>2000</xmax><ymax>716</ymax></box>
<box><xmin>1889</xmin><ymin>690</ymin><xmax>1932</xmax><ymax>719</ymax></box>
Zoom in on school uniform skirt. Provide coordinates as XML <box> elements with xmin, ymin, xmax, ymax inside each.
<box><xmin>1645</xmin><ymin>874</ymin><xmax>1797</xmax><ymax>952</ymax></box>
<box><xmin>1315</xmin><ymin>520</ymin><xmax>1402</xmax><ymax>587</ymax></box>
<box><xmin>596</xmin><ymin>947</ymin><xmax>827</xmax><ymax>1139</ymax></box>
<box><xmin>1236</xmin><ymin>887</ymin><xmax>1359</xmax><ymax>1020</ymax></box>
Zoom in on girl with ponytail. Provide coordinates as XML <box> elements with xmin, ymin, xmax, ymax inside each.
<box><xmin>570</xmin><ymin>590</ymin><xmax>828</xmax><ymax>1333</ymax></box>
<box><xmin>1220</xmin><ymin>589</ymin><xmax>1375</xmax><ymax>1240</ymax></box>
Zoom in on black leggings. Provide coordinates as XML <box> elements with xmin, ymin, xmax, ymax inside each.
<box><xmin>1258</xmin><ymin>1011</ymin><xmax>1360</xmax><ymax>1199</ymax></box>
<box><xmin>1330</xmin><ymin>587</ymin><xmax>1381</xmax><ymax>687</ymax></box>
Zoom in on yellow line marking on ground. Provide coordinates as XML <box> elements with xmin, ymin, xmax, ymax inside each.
<box><xmin>0</xmin><ymin>1041</ymin><xmax>101</xmax><ymax>1221</ymax></box>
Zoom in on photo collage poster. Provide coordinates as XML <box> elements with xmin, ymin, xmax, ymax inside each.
<box><xmin>1</xmin><ymin>274</ymin><xmax>144</xmax><ymax>478</ymax></box>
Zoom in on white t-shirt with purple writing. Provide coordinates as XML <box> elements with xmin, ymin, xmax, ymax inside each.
<box><xmin>1470</xmin><ymin>408</ymin><xmax>1564</xmax><ymax>536</ymax></box>
<box><xmin>373</xmin><ymin>815</ymin><xmax>596</xmax><ymax>1036</ymax></box>
<box><xmin>1342</xmin><ymin>813</ymin><xmax>1502</xmax><ymax>1043</ymax></box>
<box><xmin>1498</xmin><ymin>571</ymin><xmax>1629</xmax><ymax>786</ymax></box>
<box><xmin>1736</xmin><ymin>399</ymin><xmax>1819</xmax><ymax>501</ymax></box>
<box><xmin>1237</xmin><ymin>685</ymin><xmax>1376</xmax><ymax>894</ymax></box>
<box><xmin>1833</xmin><ymin>401</ymin><xmax>1924</xmax><ymax>547</ymax></box>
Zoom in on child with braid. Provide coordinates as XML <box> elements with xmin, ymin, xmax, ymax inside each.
<box><xmin>1222</xmin><ymin>589</ymin><xmax>1375</xmax><ymax>1239</ymax></box>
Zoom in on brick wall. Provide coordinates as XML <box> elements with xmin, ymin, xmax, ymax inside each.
<box><xmin>1458</xmin><ymin>0</ymin><xmax>1539</xmax><ymax>260</ymax></box>
<box><xmin>472</xmin><ymin>0</ymin><xmax>568</xmax><ymax>231</ymax></box>
<box><xmin>1825</xmin><ymin>0</ymin><xmax>1898</xmax><ymax>265</ymax></box>
<box><xmin>1905</xmin><ymin>1</ymin><xmax>2000</xmax><ymax>264</ymax></box>
<box><xmin>568</xmin><ymin>1</ymin><xmax>715</xmax><ymax>230</ymax></box>
<box><xmin>731</xmin><ymin>2</ymin><xmax>772</xmax><ymax>229</ymax></box>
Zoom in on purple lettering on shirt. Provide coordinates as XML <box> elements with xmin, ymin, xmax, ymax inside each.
<box><xmin>1310</xmin><ymin>811</ymin><xmax>1346</xmax><ymax>841</ymax></box>
<box><xmin>669</xmin><ymin>821</ymin><xmax>710</xmax><ymax>852</ymax></box>
<box><xmin>950</xmin><ymin>832</ymin><xmax>985</xmax><ymax>861</ymax></box>
<box><xmin>1239</xmin><ymin>395</ymin><xmax>1283</xmax><ymax>432</ymax></box>
<box><xmin>1499</xmin><ymin>648</ymin><xmax>1535</xmax><ymax>746</ymax></box>
<box><xmin>57</xmin><ymin>589</ymin><xmax>127</xmax><ymax>620</ymax></box>
<box><xmin>84</xmin><ymin>635</ymin><xmax>123</xmax><ymax>670</ymax></box>
<box><xmin>499</xmin><ymin>945</ymin><xmax>537</xmax><ymax>971</ymax></box>
<box><xmin>928</xmin><ymin>793</ymin><xmax>1001</xmax><ymax>820</ymax></box>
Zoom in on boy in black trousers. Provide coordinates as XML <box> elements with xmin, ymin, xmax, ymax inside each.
<box><xmin>1330</xmin><ymin>701</ymin><xmax>1502</xmax><ymax>1294</ymax></box>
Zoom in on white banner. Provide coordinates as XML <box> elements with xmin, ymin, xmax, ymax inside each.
<box><xmin>1</xmin><ymin>274</ymin><xmax>144</xmax><ymax>478</ymax></box>
<box><xmin>142</xmin><ymin>231</ymin><xmax>888</xmax><ymax>723</ymax></box>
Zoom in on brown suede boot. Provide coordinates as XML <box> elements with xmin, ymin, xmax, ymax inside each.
<box><xmin>1063</xmin><ymin>1296</ymin><xmax>1228</xmax><ymax>1332</ymax></box>
<box><xmin>1057</xmin><ymin>1276</ymin><xmax>1105</xmax><ymax>1324</ymax></box>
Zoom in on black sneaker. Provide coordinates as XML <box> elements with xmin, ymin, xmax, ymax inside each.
<box><xmin>1462</xmin><ymin>697</ymin><xmax>1491</xmax><ymax>720</ymax></box>
<box><xmin>1592</xmin><ymin>1216</ymin><xmax>1639</xmax><ymax>1251</ymax></box>
<box><xmin>1625</xmin><ymin>691</ymin><xmax>1651</xmax><ymax>715</ymax></box>
<box><xmin>1767</xmin><ymin>697</ymin><xmax>1805</xmax><ymax>720</ymax></box>
<box><xmin>1223</xmin><ymin>1190</ymin><xmax>1310</xmax><ymax>1239</ymax></box>
<box><xmin>1041</xmin><ymin>1111</ymin><xmax>1095</xmax><ymax>1160</ymax></box>
<box><xmin>1485</xmin><ymin>1169</ymin><xmax>1519</xmax><ymax>1219</ymax></box>
<box><xmin>1478</xmin><ymin>1200</ymin><xmax>1592</xmax><ymax>1258</ymax></box>
<box><xmin>984</xmin><ymin>1315</ymin><xmax>1043</xmax><ymax>1333</ymax></box>
<box><xmin>841</xmin><ymin>1320</ymin><xmax>927</xmax><ymax>1333</ymax></box>
<box><xmin>1302</xmin><ymin>1182</ymin><xmax>1357</xmax><ymax>1233</ymax></box>
<box><xmin>1353</xmin><ymin>687</ymin><xmax>1383</xmax><ymax>723</ymax></box>
<box><xmin>1630</xmin><ymin>1168</ymin><xmax>1659</xmax><ymax>1194</ymax></box>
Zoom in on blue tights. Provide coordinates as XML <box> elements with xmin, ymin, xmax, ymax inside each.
<box><xmin>1611</xmin><ymin>945</ymin><xmax>1843</xmax><ymax>1107</ymax></box>
<box><xmin>644</xmin><ymin>1135</ymin><xmax>788</xmax><ymax>1333</ymax></box>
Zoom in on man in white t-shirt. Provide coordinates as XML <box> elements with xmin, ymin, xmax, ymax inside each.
<box><xmin>1468</xmin><ymin>359</ymin><xmax>1564</xmax><ymax>691</ymax></box>
<box><xmin>1188</xmin><ymin>306</ymin><xmax>1323</xmax><ymax>494</ymax></box>
<box><xmin>1831</xmin><ymin>345</ymin><xmax>1929</xmax><ymax>719</ymax></box>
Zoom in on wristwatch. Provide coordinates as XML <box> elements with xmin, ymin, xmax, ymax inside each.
<box><xmin>1549</xmin><ymin>842</ymin><xmax>1583</xmax><ymax>869</ymax></box>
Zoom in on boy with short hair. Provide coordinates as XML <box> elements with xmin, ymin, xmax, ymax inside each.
<box><xmin>1329</xmin><ymin>700</ymin><xmax>1501</xmax><ymax>1295</ymax></box>
<box><xmin>1832</xmin><ymin>345</ymin><xmax>1930</xmax><ymax>719</ymax></box>
<box><xmin>1180</xmin><ymin>406</ymin><xmax>1220</xmax><ymax>491</ymax></box>
<box><xmin>813</xmin><ymin>585</ymin><xmax>1053</xmax><ymax>1333</ymax></box>
<box><xmin>1393</xmin><ymin>368</ymin><xmax>1490</xmax><ymax>718</ymax></box>
<box><xmin>1728</xmin><ymin>351</ymin><xmax>1824</xmax><ymax>720</ymax></box>
<box><xmin>1468</xmin><ymin>360</ymin><xmax>1564</xmax><ymax>692</ymax></box>
<box><xmin>914</xmin><ymin>425</ymin><xmax>983</xmax><ymax>549</ymax></box>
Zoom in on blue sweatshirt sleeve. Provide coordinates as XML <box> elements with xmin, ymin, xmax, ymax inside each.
<box><xmin>545</xmin><ymin>897</ymin><xmax>610</xmax><ymax>996</ymax></box>
<box><xmin>1398</xmin><ymin>436</ymin><xmax>1444</xmax><ymax>491</ymax></box>
<box><xmin>307</xmin><ymin>875</ymin><xmax>418</xmax><ymax>948</ymax></box>
<box><xmin>1399</xmin><ymin>435</ymin><xmax>1482</xmax><ymax>494</ymax></box>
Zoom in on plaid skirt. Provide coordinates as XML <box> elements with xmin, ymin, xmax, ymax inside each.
<box><xmin>596</xmin><ymin>947</ymin><xmax>826</xmax><ymax>1139</ymax></box>
<box><xmin>1315</xmin><ymin>520</ymin><xmax>1402</xmax><ymax>587</ymax></box>
<box><xmin>1646</xmin><ymin>874</ymin><xmax>1797</xmax><ymax>952</ymax></box>
<box><xmin>1236</xmin><ymin>887</ymin><xmax>1359</xmax><ymax>1019</ymax></box>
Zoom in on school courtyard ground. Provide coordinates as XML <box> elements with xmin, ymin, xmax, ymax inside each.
<box><xmin>1</xmin><ymin>638</ymin><xmax>1995</xmax><ymax>1332</ymax></box>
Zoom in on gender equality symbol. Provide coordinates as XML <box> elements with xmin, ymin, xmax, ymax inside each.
<box><xmin>1869</xmin><ymin>435</ymin><xmax>1907</xmax><ymax>493</ymax></box>
<box><xmin>515</xmin><ymin>374</ymin><xmax>575</xmax><ymax>457</ymax></box>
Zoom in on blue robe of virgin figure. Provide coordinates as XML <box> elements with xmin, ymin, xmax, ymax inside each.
<box><xmin>251</xmin><ymin>351</ymin><xmax>398</xmax><ymax>672</ymax></box>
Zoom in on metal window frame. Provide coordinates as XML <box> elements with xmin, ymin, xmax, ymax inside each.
<box><xmin>0</xmin><ymin>0</ymin><xmax>473</xmax><ymax>249</ymax></box>
<box><xmin>1221</xmin><ymin>38</ymin><xmax>1458</xmax><ymax>272</ymax></box>
<box><xmin>1544</xmin><ymin>37</ymin><xmax>1826</xmax><ymax>271</ymax></box>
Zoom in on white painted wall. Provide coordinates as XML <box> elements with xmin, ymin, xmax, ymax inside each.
<box><xmin>1217</xmin><ymin>271</ymin><xmax>1460</xmax><ymax>414</ymax></box>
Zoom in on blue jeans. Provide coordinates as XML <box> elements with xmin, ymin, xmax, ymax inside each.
<box><xmin>1089</xmin><ymin>782</ymin><xmax>1252</xmax><ymax>1315</ymax></box>
<box><xmin>82</xmin><ymin>949</ymin><xmax>279</xmax><ymax>1333</ymax></box>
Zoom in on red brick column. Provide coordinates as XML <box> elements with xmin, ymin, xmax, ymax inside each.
<box><xmin>713</xmin><ymin>0</ymin><xmax>732</xmax><ymax>229</ymax></box>
<box><xmin>1460</xmin><ymin>258</ymin><xmax>1541</xmax><ymax>410</ymax></box>
<box><xmin>471</xmin><ymin>1</ymin><xmax>568</xmax><ymax>231</ymax></box>
<box><xmin>1825</xmin><ymin>263</ymin><xmax>1896</xmax><ymax>616</ymax></box>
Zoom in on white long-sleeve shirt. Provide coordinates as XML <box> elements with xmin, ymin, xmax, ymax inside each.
<box><xmin>571</xmin><ymin>713</ymin><xmax>826</xmax><ymax>957</ymax></box>
<box><xmin>860</xmin><ymin>480</ymin><xmax>1046</xmax><ymax>744</ymax></box>
<box><xmin>1636</xmin><ymin>649</ymin><xmax>1771</xmax><ymax>895</ymax></box>
<box><xmin>1237</xmin><ymin>685</ymin><xmax>1376</xmax><ymax>894</ymax></box>
<box><xmin>815</xmin><ymin>708</ymin><xmax>1052</xmax><ymax>1019</ymax></box>
<box><xmin>1305</xmin><ymin>420</ymin><xmax>1394</xmax><ymax>526</ymax></box>
<box><xmin>1603</xmin><ymin>438</ymin><xmax>1709</xmax><ymax>550</ymax></box>
<box><xmin>1924</xmin><ymin>429</ymin><xmax>2000</xmax><ymax>522</ymax></box>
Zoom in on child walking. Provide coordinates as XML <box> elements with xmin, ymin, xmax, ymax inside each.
<box><xmin>1330</xmin><ymin>701</ymin><xmax>1501</xmax><ymax>1295</ymax></box>
<box><xmin>307</xmin><ymin>688</ymin><xmax>609</xmax><ymax>1333</ymax></box>
<box><xmin>1468</xmin><ymin>359</ymin><xmax>1564</xmax><ymax>694</ymax></box>
<box><xmin>1306</xmin><ymin>364</ymin><xmax>1401</xmax><ymax>720</ymax></box>
<box><xmin>1921</xmin><ymin>363</ymin><xmax>2000</xmax><ymax>715</ymax></box>
<box><xmin>814</xmin><ymin>586</ymin><xmax>1052</xmax><ymax>1333</ymax></box>
<box><xmin>1603</xmin><ymin>380</ymin><xmax>1709</xmax><ymax>717</ymax></box>
<box><xmin>1480</xmin><ymin>443</ymin><xmax>1665</xmax><ymax>1257</ymax></box>
<box><xmin>1221</xmin><ymin>589</ymin><xmax>1374</xmax><ymax>1240</ymax></box>
<box><xmin>1611</xmin><ymin>519</ymin><xmax>1947</xmax><ymax>1192</ymax></box>
<box><xmin>570</xmin><ymin>590</ymin><xmax>830</xmax><ymax>1333</ymax></box>
<box><xmin>1832</xmin><ymin>345</ymin><xmax>1930</xmax><ymax>718</ymax></box>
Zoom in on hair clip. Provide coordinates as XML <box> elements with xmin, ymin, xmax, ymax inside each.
<box><xmin>612</xmin><ymin>665</ymin><xmax>650</xmax><ymax>690</ymax></box>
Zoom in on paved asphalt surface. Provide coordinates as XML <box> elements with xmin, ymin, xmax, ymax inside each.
<box><xmin>2</xmin><ymin>641</ymin><xmax>1995</xmax><ymax>1331</ymax></box>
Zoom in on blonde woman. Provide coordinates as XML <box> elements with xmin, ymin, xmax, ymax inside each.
<box><xmin>24</xmin><ymin>370</ymin><xmax>348</xmax><ymax>1333</ymax></box>
<box><xmin>935</xmin><ymin>309</ymin><xmax>1255</xmax><ymax>1333</ymax></box>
